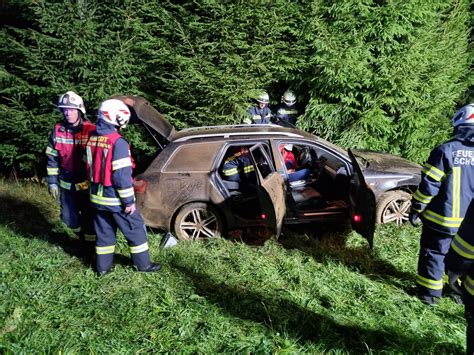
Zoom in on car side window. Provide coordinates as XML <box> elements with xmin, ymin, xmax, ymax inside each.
<box><xmin>250</xmin><ymin>144</ymin><xmax>274</xmax><ymax>179</ymax></box>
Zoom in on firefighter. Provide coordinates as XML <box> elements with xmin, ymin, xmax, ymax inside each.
<box><xmin>46</xmin><ymin>91</ymin><xmax>96</xmax><ymax>252</ymax></box>
<box><xmin>274</xmin><ymin>90</ymin><xmax>300</xmax><ymax>126</ymax></box>
<box><xmin>244</xmin><ymin>91</ymin><xmax>273</xmax><ymax>124</ymax></box>
<box><xmin>85</xmin><ymin>99</ymin><xmax>161</xmax><ymax>276</ymax></box>
<box><xmin>445</xmin><ymin>199</ymin><xmax>474</xmax><ymax>354</ymax></box>
<box><xmin>221</xmin><ymin>146</ymin><xmax>256</xmax><ymax>183</ymax></box>
<box><xmin>409</xmin><ymin>103</ymin><xmax>474</xmax><ymax>305</ymax></box>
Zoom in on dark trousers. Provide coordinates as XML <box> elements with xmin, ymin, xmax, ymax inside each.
<box><xmin>60</xmin><ymin>188</ymin><xmax>95</xmax><ymax>241</ymax></box>
<box><xmin>417</xmin><ymin>225</ymin><xmax>453</xmax><ymax>298</ymax></box>
<box><xmin>94</xmin><ymin>208</ymin><xmax>151</xmax><ymax>272</ymax></box>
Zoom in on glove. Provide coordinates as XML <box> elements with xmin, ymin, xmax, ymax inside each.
<box><xmin>48</xmin><ymin>184</ymin><xmax>59</xmax><ymax>201</ymax></box>
<box><xmin>447</xmin><ymin>270</ymin><xmax>464</xmax><ymax>296</ymax></box>
<box><xmin>408</xmin><ymin>211</ymin><xmax>420</xmax><ymax>227</ymax></box>
<box><xmin>242</xmin><ymin>118</ymin><xmax>252</xmax><ymax>125</ymax></box>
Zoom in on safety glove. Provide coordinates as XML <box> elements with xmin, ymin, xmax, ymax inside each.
<box><xmin>447</xmin><ymin>270</ymin><xmax>464</xmax><ymax>296</ymax></box>
<box><xmin>48</xmin><ymin>184</ymin><xmax>59</xmax><ymax>201</ymax></box>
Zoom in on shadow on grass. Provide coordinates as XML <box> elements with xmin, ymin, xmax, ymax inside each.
<box><xmin>172</xmin><ymin>262</ymin><xmax>463</xmax><ymax>353</ymax></box>
<box><xmin>0</xmin><ymin>194</ymin><xmax>133</xmax><ymax>269</ymax></box>
<box><xmin>279</xmin><ymin>223</ymin><xmax>416</xmax><ymax>293</ymax></box>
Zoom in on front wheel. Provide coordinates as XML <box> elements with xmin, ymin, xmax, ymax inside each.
<box><xmin>376</xmin><ymin>190</ymin><xmax>412</xmax><ymax>225</ymax></box>
<box><xmin>174</xmin><ymin>203</ymin><xmax>224</xmax><ymax>241</ymax></box>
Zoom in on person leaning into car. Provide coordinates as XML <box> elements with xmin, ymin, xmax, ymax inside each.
<box><xmin>409</xmin><ymin>103</ymin><xmax>474</xmax><ymax>305</ymax></box>
<box><xmin>221</xmin><ymin>146</ymin><xmax>256</xmax><ymax>185</ymax></box>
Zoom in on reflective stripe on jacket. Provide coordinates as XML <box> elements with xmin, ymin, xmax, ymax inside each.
<box><xmin>411</xmin><ymin>134</ymin><xmax>474</xmax><ymax>235</ymax></box>
<box><xmin>247</xmin><ymin>106</ymin><xmax>273</xmax><ymax>124</ymax></box>
<box><xmin>86</xmin><ymin>121</ymin><xmax>135</xmax><ymax>212</ymax></box>
<box><xmin>275</xmin><ymin>104</ymin><xmax>299</xmax><ymax>125</ymax></box>
<box><xmin>445</xmin><ymin>200</ymin><xmax>474</xmax><ymax>296</ymax></box>
<box><xmin>86</xmin><ymin>131</ymin><xmax>122</xmax><ymax>187</ymax></box>
<box><xmin>46</xmin><ymin>121</ymin><xmax>96</xmax><ymax>186</ymax></box>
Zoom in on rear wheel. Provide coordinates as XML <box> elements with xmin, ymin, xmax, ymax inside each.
<box><xmin>376</xmin><ymin>190</ymin><xmax>411</xmax><ymax>225</ymax></box>
<box><xmin>174</xmin><ymin>203</ymin><xmax>224</xmax><ymax>241</ymax></box>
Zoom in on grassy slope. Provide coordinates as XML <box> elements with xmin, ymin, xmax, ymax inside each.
<box><xmin>0</xmin><ymin>179</ymin><xmax>466</xmax><ymax>353</ymax></box>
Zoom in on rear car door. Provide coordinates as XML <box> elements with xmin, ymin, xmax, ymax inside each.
<box><xmin>347</xmin><ymin>149</ymin><xmax>376</xmax><ymax>248</ymax></box>
<box><xmin>249</xmin><ymin>144</ymin><xmax>286</xmax><ymax>237</ymax></box>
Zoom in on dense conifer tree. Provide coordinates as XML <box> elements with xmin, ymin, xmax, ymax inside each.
<box><xmin>0</xmin><ymin>0</ymin><xmax>471</xmax><ymax>175</ymax></box>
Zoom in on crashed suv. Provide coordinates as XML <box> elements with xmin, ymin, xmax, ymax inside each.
<box><xmin>115</xmin><ymin>96</ymin><xmax>421</xmax><ymax>248</ymax></box>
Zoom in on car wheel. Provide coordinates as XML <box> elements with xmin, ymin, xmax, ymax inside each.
<box><xmin>174</xmin><ymin>202</ymin><xmax>224</xmax><ymax>241</ymax></box>
<box><xmin>376</xmin><ymin>190</ymin><xmax>412</xmax><ymax>225</ymax></box>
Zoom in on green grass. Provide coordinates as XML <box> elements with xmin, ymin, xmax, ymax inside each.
<box><xmin>0</xmin><ymin>179</ymin><xmax>466</xmax><ymax>353</ymax></box>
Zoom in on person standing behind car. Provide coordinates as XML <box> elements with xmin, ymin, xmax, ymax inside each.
<box><xmin>244</xmin><ymin>91</ymin><xmax>273</xmax><ymax>124</ymax></box>
<box><xmin>85</xmin><ymin>99</ymin><xmax>161</xmax><ymax>276</ymax></box>
<box><xmin>445</xmin><ymin>199</ymin><xmax>474</xmax><ymax>355</ymax></box>
<box><xmin>409</xmin><ymin>103</ymin><xmax>474</xmax><ymax>305</ymax></box>
<box><xmin>46</xmin><ymin>91</ymin><xmax>96</xmax><ymax>253</ymax></box>
<box><xmin>274</xmin><ymin>90</ymin><xmax>300</xmax><ymax>126</ymax></box>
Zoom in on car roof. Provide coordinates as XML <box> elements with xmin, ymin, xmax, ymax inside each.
<box><xmin>111</xmin><ymin>95</ymin><xmax>347</xmax><ymax>156</ymax></box>
<box><xmin>172</xmin><ymin>124</ymin><xmax>347</xmax><ymax>154</ymax></box>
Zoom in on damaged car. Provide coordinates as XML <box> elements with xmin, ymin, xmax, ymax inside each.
<box><xmin>114</xmin><ymin>96</ymin><xmax>421</xmax><ymax>248</ymax></box>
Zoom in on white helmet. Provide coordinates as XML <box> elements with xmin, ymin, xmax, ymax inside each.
<box><xmin>97</xmin><ymin>99</ymin><xmax>131</xmax><ymax>128</ymax></box>
<box><xmin>58</xmin><ymin>91</ymin><xmax>86</xmax><ymax>115</ymax></box>
<box><xmin>257</xmin><ymin>91</ymin><xmax>269</xmax><ymax>104</ymax></box>
<box><xmin>452</xmin><ymin>104</ymin><xmax>474</xmax><ymax>127</ymax></box>
<box><xmin>282</xmin><ymin>90</ymin><xmax>296</xmax><ymax>106</ymax></box>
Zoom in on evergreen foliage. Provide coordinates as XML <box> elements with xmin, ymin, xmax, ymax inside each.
<box><xmin>298</xmin><ymin>0</ymin><xmax>471</xmax><ymax>161</ymax></box>
<box><xmin>0</xmin><ymin>0</ymin><xmax>472</xmax><ymax>175</ymax></box>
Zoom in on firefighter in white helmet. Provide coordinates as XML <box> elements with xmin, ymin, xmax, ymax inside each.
<box><xmin>244</xmin><ymin>91</ymin><xmax>273</xmax><ymax>124</ymax></box>
<box><xmin>45</xmin><ymin>91</ymin><xmax>96</xmax><ymax>256</ymax></box>
<box><xmin>409</xmin><ymin>103</ymin><xmax>474</xmax><ymax>305</ymax></box>
<box><xmin>85</xmin><ymin>99</ymin><xmax>161</xmax><ymax>276</ymax></box>
<box><xmin>274</xmin><ymin>90</ymin><xmax>300</xmax><ymax>126</ymax></box>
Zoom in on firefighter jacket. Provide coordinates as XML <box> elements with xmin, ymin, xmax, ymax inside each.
<box><xmin>275</xmin><ymin>103</ymin><xmax>299</xmax><ymax>125</ymax></box>
<box><xmin>411</xmin><ymin>126</ymin><xmax>474</xmax><ymax>235</ymax></box>
<box><xmin>222</xmin><ymin>151</ymin><xmax>255</xmax><ymax>183</ymax></box>
<box><xmin>85</xmin><ymin>120</ymin><xmax>135</xmax><ymax>212</ymax></box>
<box><xmin>445</xmin><ymin>199</ymin><xmax>474</xmax><ymax>297</ymax></box>
<box><xmin>247</xmin><ymin>106</ymin><xmax>273</xmax><ymax>124</ymax></box>
<box><xmin>46</xmin><ymin>120</ymin><xmax>96</xmax><ymax>191</ymax></box>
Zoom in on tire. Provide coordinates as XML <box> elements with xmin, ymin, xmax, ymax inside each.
<box><xmin>376</xmin><ymin>190</ymin><xmax>412</xmax><ymax>225</ymax></box>
<box><xmin>174</xmin><ymin>202</ymin><xmax>224</xmax><ymax>241</ymax></box>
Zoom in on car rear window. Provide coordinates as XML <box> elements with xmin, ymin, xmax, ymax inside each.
<box><xmin>163</xmin><ymin>142</ymin><xmax>221</xmax><ymax>172</ymax></box>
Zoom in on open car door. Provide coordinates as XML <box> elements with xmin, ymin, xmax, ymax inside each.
<box><xmin>347</xmin><ymin>149</ymin><xmax>376</xmax><ymax>248</ymax></box>
<box><xmin>249</xmin><ymin>144</ymin><xmax>286</xmax><ymax>238</ymax></box>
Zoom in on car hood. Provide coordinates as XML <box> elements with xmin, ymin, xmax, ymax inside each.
<box><xmin>352</xmin><ymin>149</ymin><xmax>421</xmax><ymax>174</ymax></box>
<box><xmin>112</xmin><ymin>95</ymin><xmax>176</xmax><ymax>142</ymax></box>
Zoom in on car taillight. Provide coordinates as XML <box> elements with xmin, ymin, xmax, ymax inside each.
<box><xmin>353</xmin><ymin>214</ymin><xmax>361</xmax><ymax>223</ymax></box>
<box><xmin>133</xmin><ymin>179</ymin><xmax>147</xmax><ymax>194</ymax></box>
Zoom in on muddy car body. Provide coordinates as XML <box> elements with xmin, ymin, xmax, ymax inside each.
<box><xmin>116</xmin><ymin>96</ymin><xmax>421</xmax><ymax>247</ymax></box>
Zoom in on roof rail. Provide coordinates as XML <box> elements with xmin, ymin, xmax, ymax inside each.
<box><xmin>179</xmin><ymin>123</ymin><xmax>278</xmax><ymax>132</ymax></box>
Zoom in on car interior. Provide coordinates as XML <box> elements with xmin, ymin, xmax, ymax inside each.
<box><xmin>218</xmin><ymin>142</ymin><xmax>353</xmax><ymax>223</ymax></box>
<box><xmin>279</xmin><ymin>142</ymin><xmax>352</xmax><ymax>221</ymax></box>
